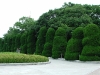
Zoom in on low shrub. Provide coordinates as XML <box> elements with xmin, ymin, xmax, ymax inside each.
<box><xmin>0</xmin><ymin>52</ymin><xmax>49</xmax><ymax>63</ymax></box>
<box><xmin>81</xmin><ymin>46</ymin><xmax>100</xmax><ymax>56</ymax></box>
<box><xmin>42</xmin><ymin>43</ymin><xmax>52</xmax><ymax>57</ymax></box>
<box><xmin>79</xmin><ymin>55</ymin><xmax>100</xmax><ymax>61</ymax></box>
<box><xmin>65</xmin><ymin>52</ymin><xmax>79</xmax><ymax>60</ymax></box>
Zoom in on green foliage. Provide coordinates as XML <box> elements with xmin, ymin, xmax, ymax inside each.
<box><xmin>42</xmin><ymin>43</ymin><xmax>52</xmax><ymax>57</ymax></box>
<box><xmin>65</xmin><ymin>27</ymin><xmax>83</xmax><ymax>60</ymax></box>
<box><xmin>45</xmin><ymin>28</ymin><xmax>55</xmax><ymax>43</ymax></box>
<box><xmin>55</xmin><ymin>27</ymin><xmax>67</xmax><ymax>36</ymax></box>
<box><xmin>83</xmin><ymin>24</ymin><xmax>99</xmax><ymax>37</ymax></box>
<box><xmin>82</xmin><ymin>34</ymin><xmax>100</xmax><ymax>46</ymax></box>
<box><xmin>0</xmin><ymin>52</ymin><xmax>49</xmax><ymax>63</ymax></box>
<box><xmin>27</xmin><ymin>29</ymin><xmax>36</xmax><ymax>54</ymax></box>
<box><xmin>81</xmin><ymin>46</ymin><xmax>100</xmax><ymax>56</ymax></box>
<box><xmin>20</xmin><ymin>32</ymin><xmax>27</xmax><ymax>54</ymax></box>
<box><xmin>0</xmin><ymin>38</ymin><xmax>3</xmax><ymax>52</ymax></box>
<box><xmin>37</xmin><ymin>3</ymin><xmax>93</xmax><ymax>29</ymax></box>
<box><xmin>14</xmin><ymin>16</ymin><xmax>35</xmax><ymax>32</ymax></box>
<box><xmin>52</xmin><ymin>27</ymin><xmax>67</xmax><ymax>58</ymax></box>
<box><xmin>65</xmin><ymin>52</ymin><xmax>79</xmax><ymax>60</ymax></box>
<box><xmin>11</xmin><ymin>36</ymin><xmax>16</xmax><ymax>52</ymax></box>
<box><xmin>79</xmin><ymin>55</ymin><xmax>100</xmax><ymax>61</ymax></box>
<box><xmin>72</xmin><ymin>27</ymin><xmax>84</xmax><ymax>39</ymax></box>
<box><xmin>15</xmin><ymin>34</ymin><xmax>21</xmax><ymax>51</ymax></box>
<box><xmin>80</xmin><ymin>24</ymin><xmax>100</xmax><ymax>61</ymax></box>
<box><xmin>35</xmin><ymin>26</ymin><xmax>47</xmax><ymax>55</ymax></box>
<box><xmin>65</xmin><ymin>39</ymin><xmax>83</xmax><ymax>60</ymax></box>
<box><xmin>42</xmin><ymin>28</ymin><xmax>55</xmax><ymax>57</ymax></box>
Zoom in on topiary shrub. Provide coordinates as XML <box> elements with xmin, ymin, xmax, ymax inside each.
<box><xmin>42</xmin><ymin>28</ymin><xmax>55</xmax><ymax>57</ymax></box>
<box><xmin>80</xmin><ymin>24</ymin><xmax>100</xmax><ymax>61</ymax></box>
<box><xmin>52</xmin><ymin>27</ymin><xmax>67</xmax><ymax>59</ymax></box>
<box><xmin>15</xmin><ymin>34</ymin><xmax>21</xmax><ymax>52</ymax></box>
<box><xmin>20</xmin><ymin>32</ymin><xmax>27</xmax><ymax>54</ymax></box>
<box><xmin>65</xmin><ymin>27</ymin><xmax>83</xmax><ymax>60</ymax></box>
<box><xmin>27</xmin><ymin>29</ymin><xmax>36</xmax><ymax>54</ymax></box>
<box><xmin>42</xmin><ymin>42</ymin><xmax>52</xmax><ymax>57</ymax></box>
<box><xmin>35</xmin><ymin>26</ymin><xmax>47</xmax><ymax>55</ymax></box>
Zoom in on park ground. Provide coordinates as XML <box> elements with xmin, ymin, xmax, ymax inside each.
<box><xmin>0</xmin><ymin>58</ymin><xmax>100</xmax><ymax>75</ymax></box>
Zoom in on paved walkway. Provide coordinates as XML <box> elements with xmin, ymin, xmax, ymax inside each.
<box><xmin>87</xmin><ymin>68</ymin><xmax>100</xmax><ymax>75</ymax></box>
<box><xmin>0</xmin><ymin>58</ymin><xmax>100</xmax><ymax>75</ymax></box>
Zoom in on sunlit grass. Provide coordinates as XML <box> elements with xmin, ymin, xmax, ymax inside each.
<box><xmin>0</xmin><ymin>52</ymin><xmax>49</xmax><ymax>63</ymax></box>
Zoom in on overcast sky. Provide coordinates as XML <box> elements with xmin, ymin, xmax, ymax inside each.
<box><xmin>0</xmin><ymin>0</ymin><xmax>100</xmax><ymax>37</ymax></box>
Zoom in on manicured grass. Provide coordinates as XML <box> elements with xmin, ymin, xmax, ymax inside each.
<box><xmin>0</xmin><ymin>52</ymin><xmax>49</xmax><ymax>63</ymax></box>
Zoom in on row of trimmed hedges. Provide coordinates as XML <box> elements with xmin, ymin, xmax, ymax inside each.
<box><xmin>1</xmin><ymin>24</ymin><xmax>100</xmax><ymax>61</ymax></box>
<box><xmin>64</xmin><ymin>24</ymin><xmax>100</xmax><ymax>61</ymax></box>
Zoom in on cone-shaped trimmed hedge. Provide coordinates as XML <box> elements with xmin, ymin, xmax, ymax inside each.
<box><xmin>42</xmin><ymin>28</ymin><xmax>55</xmax><ymax>57</ymax></box>
<box><xmin>15</xmin><ymin>34</ymin><xmax>21</xmax><ymax>51</ymax></box>
<box><xmin>42</xmin><ymin>42</ymin><xmax>52</xmax><ymax>57</ymax></box>
<box><xmin>35</xmin><ymin>26</ymin><xmax>47</xmax><ymax>55</ymax></box>
<box><xmin>27</xmin><ymin>29</ymin><xmax>36</xmax><ymax>54</ymax></box>
<box><xmin>20</xmin><ymin>33</ymin><xmax>27</xmax><ymax>54</ymax></box>
<box><xmin>80</xmin><ymin>24</ymin><xmax>100</xmax><ymax>61</ymax></box>
<box><xmin>65</xmin><ymin>27</ymin><xmax>83</xmax><ymax>60</ymax></box>
<box><xmin>52</xmin><ymin>27</ymin><xmax>67</xmax><ymax>59</ymax></box>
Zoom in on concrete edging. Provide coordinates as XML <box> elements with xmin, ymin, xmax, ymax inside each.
<box><xmin>0</xmin><ymin>61</ymin><xmax>51</xmax><ymax>66</ymax></box>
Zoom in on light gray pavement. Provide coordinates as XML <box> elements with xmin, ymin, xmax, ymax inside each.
<box><xmin>0</xmin><ymin>58</ymin><xmax>100</xmax><ymax>75</ymax></box>
<box><xmin>87</xmin><ymin>68</ymin><xmax>100</xmax><ymax>75</ymax></box>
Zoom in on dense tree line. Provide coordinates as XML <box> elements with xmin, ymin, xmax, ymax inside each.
<box><xmin>0</xmin><ymin>2</ymin><xmax>100</xmax><ymax>61</ymax></box>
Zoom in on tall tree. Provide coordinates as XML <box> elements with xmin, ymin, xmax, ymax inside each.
<box><xmin>14</xmin><ymin>16</ymin><xmax>36</xmax><ymax>32</ymax></box>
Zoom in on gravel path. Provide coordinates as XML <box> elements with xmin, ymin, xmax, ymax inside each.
<box><xmin>0</xmin><ymin>58</ymin><xmax>100</xmax><ymax>75</ymax></box>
